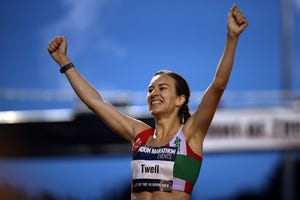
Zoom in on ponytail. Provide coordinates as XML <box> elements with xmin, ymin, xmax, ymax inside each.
<box><xmin>181</xmin><ymin>104</ymin><xmax>191</xmax><ymax>124</ymax></box>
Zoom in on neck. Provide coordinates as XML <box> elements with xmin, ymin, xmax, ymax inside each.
<box><xmin>154</xmin><ymin>118</ymin><xmax>181</xmax><ymax>140</ymax></box>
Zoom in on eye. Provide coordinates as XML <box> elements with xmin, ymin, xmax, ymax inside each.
<box><xmin>148</xmin><ymin>87</ymin><xmax>153</xmax><ymax>93</ymax></box>
<box><xmin>159</xmin><ymin>86</ymin><xmax>167</xmax><ymax>91</ymax></box>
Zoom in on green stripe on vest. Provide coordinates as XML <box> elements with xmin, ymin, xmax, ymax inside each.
<box><xmin>173</xmin><ymin>154</ymin><xmax>201</xmax><ymax>184</ymax></box>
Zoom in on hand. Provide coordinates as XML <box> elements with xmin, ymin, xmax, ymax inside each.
<box><xmin>227</xmin><ymin>4</ymin><xmax>248</xmax><ymax>38</ymax></box>
<box><xmin>47</xmin><ymin>36</ymin><xmax>70</xmax><ymax>67</ymax></box>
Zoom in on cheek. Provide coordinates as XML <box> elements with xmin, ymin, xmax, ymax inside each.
<box><xmin>169</xmin><ymin>95</ymin><xmax>180</xmax><ymax>106</ymax></box>
<box><xmin>146</xmin><ymin>94</ymin><xmax>151</xmax><ymax>104</ymax></box>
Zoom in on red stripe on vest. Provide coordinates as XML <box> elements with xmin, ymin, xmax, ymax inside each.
<box><xmin>186</xmin><ymin>141</ymin><xmax>202</xmax><ymax>162</ymax></box>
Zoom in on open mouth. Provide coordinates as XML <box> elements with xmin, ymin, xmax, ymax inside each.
<box><xmin>151</xmin><ymin>100</ymin><xmax>163</xmax><ymax>105</ymax></box>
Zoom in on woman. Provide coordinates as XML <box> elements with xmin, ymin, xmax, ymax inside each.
<box><xmin>48</xmin><ymin>4</ymin><xmax>247</xmax><ymax>200</ymax></box>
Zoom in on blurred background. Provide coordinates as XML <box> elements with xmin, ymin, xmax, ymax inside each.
<box><xmin>0</xmin><ymin>0</ymin><xmax>300</xmax><ymax>199</ymax></box>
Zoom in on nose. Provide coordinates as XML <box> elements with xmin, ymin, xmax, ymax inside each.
<box><xmin>150</xmin><ymin>88</ymin><xmax>159</xmax><ymax>97</ymax></box>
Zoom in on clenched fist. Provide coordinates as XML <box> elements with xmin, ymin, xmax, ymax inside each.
<box><xmin>227</xmin><ymin>4</ymin><xmax>248</xmax><ymax>38</ymax></box>
<box><xmin>48</xmin><ymin>36</ymin><xmax>70</xmax><ymax>67</ymax></box>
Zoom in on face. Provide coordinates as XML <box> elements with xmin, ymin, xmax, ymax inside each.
<box><xmin>147</xmin><ymin>74</ymin><xmax>183</xmax><ymax>117</ymax></box>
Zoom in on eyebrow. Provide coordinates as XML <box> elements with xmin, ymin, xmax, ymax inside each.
<box><xmin>148</xmin><ymin>83</ymin><xmax>170</xmax><ymax>88</ymax></box>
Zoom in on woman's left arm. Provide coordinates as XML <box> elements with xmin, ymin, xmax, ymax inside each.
<box><xmin>185</xmin><ymin>4</ymin><xmax>248</xmax><ymax>139</ymax></box>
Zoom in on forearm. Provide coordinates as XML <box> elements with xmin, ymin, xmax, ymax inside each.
<box><xmin>213</xmin><ymin>34</ymin><xmax>239</xmax><ymax>91</ymax></box>
<box><xmin>48</xmin><ymin>36</ymin><xmax>105</xmax><ymax>113</ymax></box>
<box><xmin>66</xmin><ymin>67</ymin><xmax>103</xmax><ymax>107</ymax></box>
<box><xmin>212</xmin><ymin>3</ymin><xmax>248</xmax><ymax>91</ymax></box>
<box><xmin>58</xmin><ymin>57</ymin><xmax>104</xmax><ymax>109</ymax></box>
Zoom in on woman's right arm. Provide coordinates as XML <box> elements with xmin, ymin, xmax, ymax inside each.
<box><xmin>48</xmin><ymin>36</ymin><xmax>150</xmax><ymax>142</ymax></box>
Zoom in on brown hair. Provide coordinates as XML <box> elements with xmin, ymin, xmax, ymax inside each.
<box><xmin>154</xmin><ymin>70</ymin><xmax>191</xmax><ymax>124</ymax></box>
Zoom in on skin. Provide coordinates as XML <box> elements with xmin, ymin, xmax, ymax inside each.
<box><xmin>48</xmin><ymin>4</ymin><xmax>248</xmax><ymax>200</ymax></box>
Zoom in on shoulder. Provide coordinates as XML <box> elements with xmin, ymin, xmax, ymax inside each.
<box><xmin>133</xmin><ymin>127</ymin><xmax>154</xmax><ymax>143</ymax></box>
<box><xmin>132</xmin><ymin>128</ymin><xmax>154</xmax><ymax>152</ymax></box>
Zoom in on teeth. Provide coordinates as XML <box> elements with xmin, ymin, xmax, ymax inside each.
<box><xmin>151</xmin><ymin>100</ymin><xmax>161</xmax><ymax>105</ymax></box>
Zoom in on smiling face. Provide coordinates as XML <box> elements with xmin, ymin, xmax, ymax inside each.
<box><xmin>147</xmin><ymin>74</ymin><xmax>185</xmax><ymax>119</ymax></box>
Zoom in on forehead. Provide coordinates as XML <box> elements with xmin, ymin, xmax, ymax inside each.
<box><xmin>149</xmin><ymin>74</ymin><xmax>175</xmax><ymax>86</ymax></box>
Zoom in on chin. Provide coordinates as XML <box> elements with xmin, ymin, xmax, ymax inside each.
<box><xmin>149</xmin><ymin>109</ymin><xmax>162</xmax><ymax>117</ymax></box>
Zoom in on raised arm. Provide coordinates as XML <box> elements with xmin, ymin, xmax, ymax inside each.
<box><xmin>185</xmin><ymin>4</ymin><xmax>248</xmax><ymax>139</ymax></box>
<box><xmin>47</xmin><ymin>36</ymin><xmax>150</xmax><ymax>142</ymax></box>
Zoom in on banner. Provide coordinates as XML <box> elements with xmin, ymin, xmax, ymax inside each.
<box><xmin>205</xmin><ymin>108</ymin><xmax>300</xmax><ymax>152</ymax></box>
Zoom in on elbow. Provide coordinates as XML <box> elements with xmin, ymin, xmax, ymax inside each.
<box><xmin>212</xmin><ymin>78</ymin><xmax>227</xmax><ymax>93</ymax></box>
<box><xmin>81</xmin><ymin>96</ymin><xmax>102</xmax><ymax>112</ymax></box>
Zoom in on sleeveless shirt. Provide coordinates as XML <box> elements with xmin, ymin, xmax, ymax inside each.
<box><xmin>131</xmin><ymin>126</ymin><xmax>202</xmax><ymax>194</ymax></box>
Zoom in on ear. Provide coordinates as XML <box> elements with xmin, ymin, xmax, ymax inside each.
<box><xmin>176</xmin><ymin>95</ymin><xmax>186</xmax><ymax>107</ymax></box>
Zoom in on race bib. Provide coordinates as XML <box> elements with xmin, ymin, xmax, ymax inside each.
<box><xmin>131</xmin><ymin>145</ymin><xmax>177</xmax><ymax>192</ymax></box>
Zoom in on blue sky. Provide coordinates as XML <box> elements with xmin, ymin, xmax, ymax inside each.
<box><xmin>1</xmin><ymin>0</ymin><xmax>299</xmax><ymax>111</ymax></box>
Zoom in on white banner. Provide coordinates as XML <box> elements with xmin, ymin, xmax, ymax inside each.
<box><xmin>204</xmin><ymin>108</ymin><xmax>300</xmax><ymax>152</ymax></box>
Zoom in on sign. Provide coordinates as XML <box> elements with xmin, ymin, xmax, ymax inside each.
<box><xmin>204</xmin><ymin>108</ymin><xmax>300</xmax><ymax>152</ymax></box>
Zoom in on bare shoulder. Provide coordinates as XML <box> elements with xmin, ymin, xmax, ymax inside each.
<box><xmin>131</xmin><ymin>118</ymin><xmax>153</xmax><ymax>140</ymax></box>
